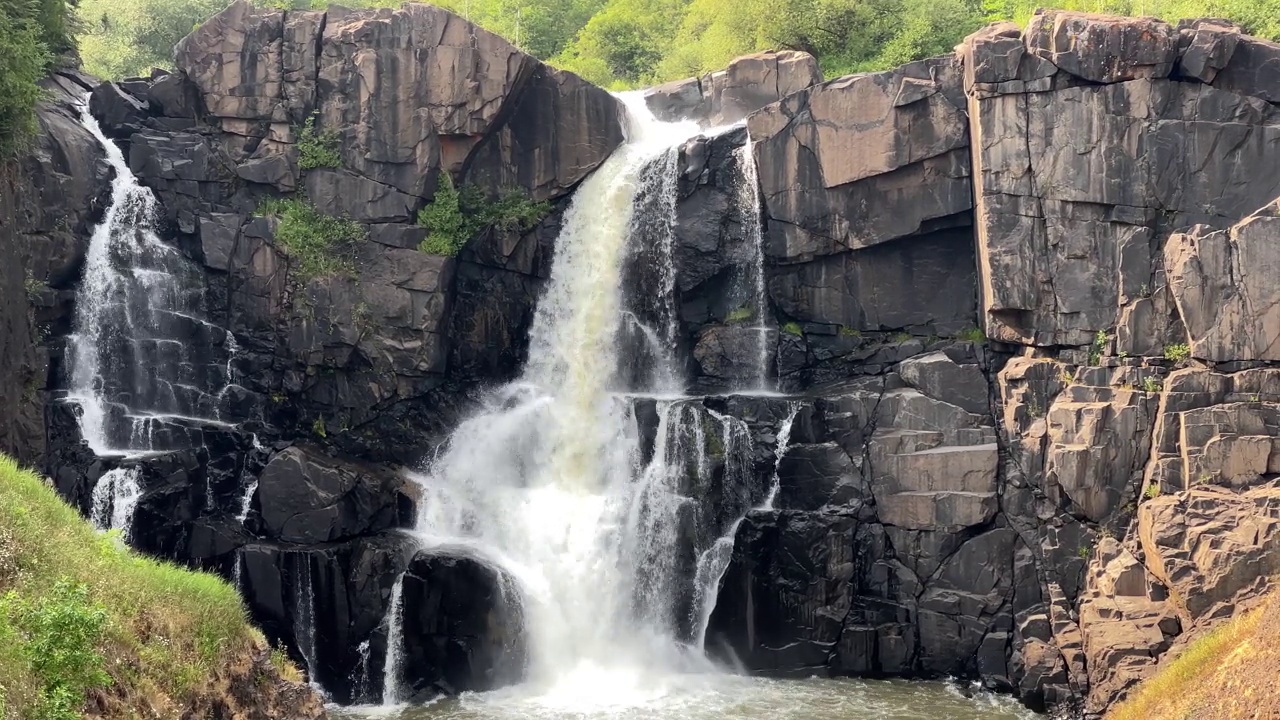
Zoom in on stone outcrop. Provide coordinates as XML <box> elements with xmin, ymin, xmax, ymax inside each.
<box><xmin>645</xmin><ymin>50</ymin><xmax>822</xmax><ymax>126</ymax></box>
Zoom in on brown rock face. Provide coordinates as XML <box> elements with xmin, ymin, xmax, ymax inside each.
<box><xmin>962</xmin><ymin>12</ymin><xmax>1280</xmax><ymax>348</ymax></box>
<box><xmin>644</xmin><ymin>50</ymin><xmax>822</xmax><ymax>126</ymax></box>
<box><xmin>175</xmin><ymin>0</ymin><xmax>623</xmax><ymax>200</ymax></box>
<box><xmin>1166</xmin><ymin>200</ymin><xmax>1280</xmax><ymax>362</ymax></box>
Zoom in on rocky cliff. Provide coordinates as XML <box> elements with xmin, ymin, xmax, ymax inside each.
<box><xmin>6</xmin><ymin>2</ymin><xmax>1280</xmax><ymax>717</ymax></box>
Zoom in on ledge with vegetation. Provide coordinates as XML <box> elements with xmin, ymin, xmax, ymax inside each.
<box><xmin>0</xmin><ymin>454</ymin><xmax>324</xmax><ymax>720</ymax></box>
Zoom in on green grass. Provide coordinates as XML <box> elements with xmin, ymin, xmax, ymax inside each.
<box><xmin>417</xmin><ymin>173</ymin><xmax>551</xmax><ymax>257</ymax></box>
<box><xmin>957</xmin><ymin>326</ymin><xmax>985</xmax><ymax>343</ymax></box>
<box><xmin>296</xmin><ymin>114</ymin><xmax>342</xmax><ymax>170</ymax></box>
<box><xmin>781</xmin><ymin>321</ymin><xmax>804</xmax><ymax>337</ymax></box>
<box><xmin>726</xmin><ymin>307</ymin><xmax>753</xmax><ymax>324</ymax></box>
<box><xmin>0</xmin><ymin>454</ymin><xmax>279</xmax><ymax>718</ymax></box>
<box><xmin>257</xmin><ymin>197</ymin><xmax>364</xmax><ymax>279</ymax></box>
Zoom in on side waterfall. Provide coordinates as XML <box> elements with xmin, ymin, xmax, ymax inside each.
<box><xmin>67</xmin><ymin>104</ymin><xmax>241</xmax><ymax>457</ymax></box>
<box><xmin>735</xmin><ymin>139</ymin><xmax>772</xmax><ymax>392</ymax></box>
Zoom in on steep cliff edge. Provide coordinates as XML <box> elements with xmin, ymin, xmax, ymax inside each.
<box><xmin>0</xmin><ymin>454</ymin><xmax>325</xmax><ymax>719</ymax></box>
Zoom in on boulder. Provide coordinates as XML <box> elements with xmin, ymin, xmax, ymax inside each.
<box><xmin>898</xmin><ymin>351</ymin><xmax>989</xmax><ymax>415</ymax></box>
<box><xmin>255</xmin><ymin>446</ymin><xmax>407</xmax><ymax>544</ymax></box>
<box><xmin>1025</xmin><ymin>11</ymin><xmax>1179</xmax><ymax>83</ymax></box>
<box><xmin>396</xmin><ymin>553</ymin><xmax>526</xmax><ymax>699</ymax></box>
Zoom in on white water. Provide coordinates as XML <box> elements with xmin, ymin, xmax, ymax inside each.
<box><xmin>67</xmin><ymin>104</ymin><xmax>240</xmax><ymax>457</ymax></box>
<box><xmin>383</xmin><ymin>574</ymin><xmax>407</xmax><ymax>704</ymax></box>
<box><xmin>295</xmin><ymin>554</ymin><xmax>324</xmax><ymax>694</ymax></box>
<box><xmin>734</xmin><ymin>140</ymin><xmax>772</xmax><ymax>392</ymax></box>
<box><xmin>401</xmin><ymin>95</ymin><xmax>741</xmax><ymax>709</ymax></box>
<box><xmin>89</xmin><ymin>467</ymin><xmax>143</xmax><ymax>539</ymax></box>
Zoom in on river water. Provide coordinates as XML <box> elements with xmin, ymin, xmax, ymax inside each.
<box><xmin>333</xmin><ymin>677</ymin><xmax>1036</xmax><ymax>720</ymax></box>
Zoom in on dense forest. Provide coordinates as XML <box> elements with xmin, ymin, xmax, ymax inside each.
<box><xmin>3</xmin><ymin>0</ymin><xmax>1280</xmax><ymax>156</ymax></box>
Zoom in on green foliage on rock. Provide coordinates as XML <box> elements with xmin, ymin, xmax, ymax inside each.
<box><xmin>257</xmin><ymin>197</ymin><xmax>365</xmax><ymax>279</ymax></box>
<box><xmin>416</xmin><ymin>173</ymin><xmax>551</xmax><ymax>257</ymax></box>
<box><xmin>782</xmin><ymin>321</ymin><xmax>804</xmax><ymax>336</ymax></box>
<box><xmin>0</xmin><ymin>0</ymin><xmax>76</xmax><ymax>159</ymax></box>
<box><xmin>0</xmin><ymin>454</ymin><xmax>289</xmax><ymax>719</ymax></box>
<box><xmin>726</xmin><ymin>306</ymin><xmax>754</xmax><ymax>324</ymax></box>
<box><xmin>1164</xmin><ymin>343</ymin><xmax>1191</xmax><ymax>362</ymax></box>
<box><xmin>297</xmin><ymin>114</ymin><xmax>341</xmax><ymax>170</ymax></box>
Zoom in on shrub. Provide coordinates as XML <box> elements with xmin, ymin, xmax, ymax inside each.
<box><xmin>1164</xmin><ymin>343</ymin><xmax>1191</xmax><ymax>362</ymax></box>
<box><xmin>297</xmin><ymin>114</ymin><xmax>341</xmax><ymax>170</ymax></box>
<box><xmin>1088</xmin><ymin>329</ymin><xmax>1109</xmax><ymax>365</ymax></box>
<box><xmin>838</xmin><ymin>325</ymin><xmax>861</xmax><ymax>338</ymax></box>
<box><xmin>782</xmin><ymin>321</ymin><xmax>804</xmax><ymax>336</ymax></box>
<box><xmin>1141</xmin><ymin>376</ymin><xmax>1162</xmax><ymax>393</ymax></box>
<box><xmin>725</xmin><ymin>306</ymin><xmax>753</xmax><ymax>324</ymax></box>
<box><xmin>257</xmin><ymin>197</ymin><xmax>364</xmax><ymax>279</ymax></box>
<box><xmin>0</xmin><ymin>10</ymin><xmax>51</xmax><ymax>159</ymax></box>
<box><xmin>2</xmin><ymin>581</ymin><xmax>109</xmax><ymax>720</ymax></box>
<box><xmin>416</xmin><ymin>173</ymin><xmax>551</xmax><ymax>257</ymax></box>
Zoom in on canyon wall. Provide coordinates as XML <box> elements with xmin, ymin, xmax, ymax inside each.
<box><xmin>4</xmin><ymin>2</ymin><xmax>1280</xmax><ymax>716</ymax></box>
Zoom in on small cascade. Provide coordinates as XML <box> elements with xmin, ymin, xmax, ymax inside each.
<box><xmin>231</xmin><ymin>550</ymin><xmax>244</xmax><ymax>591</ymax></box>
<box><xmin>293</xmin><ymin>554</ymin><xmax>324</xmax><ymax>694</ymax></box>
<box><xmin>236</xmin><ymin>478</ymin><xmax>258</xmax><ymax>523</ymax></box>
<box><xmin>690</xmin><ymin>402</ymin><xmax>800</xmax><ymax>649</ymax></box>
<box><xmin>67</xmin><ymin>103</ymin><xmax>241</xmax><ymax>457</ymax></box>
<box><xmin>89</xmin><ymin>467</ymin><xmax>143</xmax><ymax>539</ymax></box>
<box><xmin>381</xmin><ymin>574</ymin><xmax>406</xmax><ymax>705</ymax></box>
<box><xmin>352</xmin><ymin>640</ymin><xmax>372</xmax><ymax>704</ymax></box>
<box><xmin>734</xmin><ymin>139</ymin><xmax>772</xmax><ymax>392</ymax></box>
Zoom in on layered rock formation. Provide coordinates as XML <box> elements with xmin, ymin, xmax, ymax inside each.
<box><xmin>6</xmin><ymin>3</ymin><xmax>1280</xmax><ymax>718</ymax></box>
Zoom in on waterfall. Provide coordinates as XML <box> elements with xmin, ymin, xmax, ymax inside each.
<box><xmin>66</xmin><ymin>104</ymin><xmax>241</xmax><ymax>457</ymax></box>
<box><xmin>735</xmin><ymin>139</ymin><xmax>772</xmax><ymax>392</ymax></box>
<box><xmin>403</xmin><ymin>94</ymin><xmax>715</xmax><ymax>703</ymax></box>
<box><xmin>381</xmin><ymin>574</ymin><xmax>406</xmax><ymax>704</ymax></box>
<box><xmin>691</xmin><ymin>402</ymin><xmax>800</xmax><ymax>649</ymax></box>
<box><xmin>89</xmin><ymin>467</ymin><xmax>143</xmax><ymax>539</ymax></box>
<box><xmin>235</xmin><ymin>478</ymin><xmax>258</xmax><ymax>523</ymax></box>
<box><xmin>293</xmin><ymin>554</ymin><xmax>324</xmax><ymax>694</ymax></box>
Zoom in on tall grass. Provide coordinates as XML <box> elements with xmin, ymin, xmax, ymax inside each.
<box><xmin>0</xmin><ymin>454</ymin><xmax>260</xmax><ymax>718</ymax></box>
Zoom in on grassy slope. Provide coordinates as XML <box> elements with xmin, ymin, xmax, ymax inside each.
<box><xmin>1108</xmin><ymin>593</ymin><xmax>1280</xmax><ymax>720</ymax></box>
<box><xmin>0</xmin><ymin>454</ymin><xmax>303</xmax><ymax>719</ymax></box>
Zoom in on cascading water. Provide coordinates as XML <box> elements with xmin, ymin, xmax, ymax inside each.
<box><xmin>402</xmin><ymin>95</ymin><xmax>731</xmax><ymax>708</ymax></box>
<box><xmin>734</xmin><ymin>139</ymin><xmax>772</xmax><ymax>392</ymax></box>
<box><xmin>382</xmin><ymin>574</ymin><xmax>407</xmax><ymax>705</ymax></box>
<box><xmin>66</xmin><ymin>104</ymin><xmax>241</xmax><ymax>457</ymax></box>
<box><xmin>89</xmin><ymin>467</ymin><xmax>143</xmax><ymax>539</ymax></box>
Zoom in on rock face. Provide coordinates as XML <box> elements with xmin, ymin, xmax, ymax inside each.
<box><xmin>12</xmin><ymin>4</ymin><xmax>1280</xmax><ymax>718</ymax></box>
<box><xmin>645</xmin><ymin>51</ymin><xmax>822</xmax><ymax>126</ymax></box>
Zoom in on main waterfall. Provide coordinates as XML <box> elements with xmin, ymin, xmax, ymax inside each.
<box><xmin>399</xmin><ymin>95</ymin><xmax>741</xmax><ymax>709</ymax></box>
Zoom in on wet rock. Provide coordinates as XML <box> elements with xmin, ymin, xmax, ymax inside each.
<box><xmin>254</xmin><ymin>446</ymin><xmax>407</xmax><ymax>544</ymax></box>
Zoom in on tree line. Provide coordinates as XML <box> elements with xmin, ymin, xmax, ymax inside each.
<box><xmin>3</xmin><ymin>0</ymin><xmax>1279</xmax><ymax>157</ymax></box>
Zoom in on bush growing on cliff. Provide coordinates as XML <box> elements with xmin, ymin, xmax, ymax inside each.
<box><xmin>0</xmin><ymin>454</ymin><xmax>302</xmax><ymax>718</ymax></box>
<box><xmin>257</xmin><ymin>197</ymin><xmax>365</xmax><ymax>279</ymax></box>
<box><xmin>297</xmin><ymin>114</ymin><xmax>342</xmax><ymax>170</ymax></box>
<box><xmin>0</xmin><ymin>0</ymin><xmax>76</xmax><ymax>159</ymax></box>
<box><xmin>417</xmin><ymin>173</ymin><xmax>551</xmax><ymax>257</ymax></box>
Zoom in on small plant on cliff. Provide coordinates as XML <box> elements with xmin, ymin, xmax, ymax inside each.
<box><xmin>957</xmin><ymin>326</ymin><xmax>985</xmax><ymax>343</ymax></box>
<box><xmin>296</xmin><ymin>114</ymin><xmax>342</xmax><ymax>170</ymax></box>
<box><xmin>1141</xmin><ymin>376</ymin><xmax>1162</xmax><ymax>393</ymax></box>
<box><xmin>311</xmin><ymin>417</ymin><xmax>327</xmax><ymax>438</ymax></box>
<box><xmin>1076</xmin><ymin>544</ymin><xmax>1091</xmax><ymax>559</ymax></box>
<box><xmin>1144</xmin><ymin>483</ymin><xmax>1160</xmax><ymax>499</ymax></box>
<box><xmin>838</xmin><ymin>325</ymin><xmax>861</xmax><ymax>338</ymax></box>
<box><xmin>1164</xmin><ymin>343</ymin><xmax>1191</xmax><ymax>363</ymax></box>
<box><xmin>416</xmin><ymin>173</ymin><xmax>551</xmax><ymax>257</ymax></box>
<box><xmin>782</xmin><ymin>321</ymin><xmax>804</xmax><ymax>337</ymax></box>
<box><xmin>726</xmin><ymin>306</ymin><xmax>754</xmax><ymax>324</ymax></box>
<box><xmin>1088</xmin><ymin>329</ymin><xmax>1109</xmax><ymax>365</ymax></box>
<box><xmin>256</xmin><ymin>197</ymin><xmax>364</xmax><ymax>279</ymax></box>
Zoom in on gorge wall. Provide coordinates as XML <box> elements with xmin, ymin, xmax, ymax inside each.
<box><xmin>3</xmin><ymin>2</ymin><xmax>1280</xmax><ymax>717</ymax></box>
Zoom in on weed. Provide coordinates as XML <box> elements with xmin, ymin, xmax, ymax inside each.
<box><xmin>1077</xmin><ymin>544</ymin><xmax>1091</xmax><ymax>559</ymax></box>
<box><xmin>1164</xmin><ymin>343</ymin><xmax>1190</xmax><ymax>362</ymax></box>
<box><xmin>1060</xmin><ymin>368</ymin><xmax>1075</xmax><ymax>385</ymax></box>
<box><xmin>726</xmin><ymin>306</ymin><xmax>753</xmax><ymax>324</ymax></box>
<box><xmin>782</xmin><ymin>321</ymin><xmax>804</xmax><ymax>337</ymax></box>
<box><xmin>1141</xmin><ymin>376</ymin><xmax>1161</xmax><ymax>393</ymax></box>
<box><xmin>1144</xmin><ymin>483</ymin><xmax>1160</xmax><ymax>499</ymax></box>
<box><xmin>2</xmin><ymin>580</ymin><xmax>109</xmax><ymax>720</ymax></box>
<box><xmin>892</xmin><ymin>331</ymin><xmax>912</xmax><ymax>343</ymax></box>
<box><xmin>311</xmin><ymin>417</ymin><xmax>327</xmax><ymax>438</ymax></box>
<box><xmin>23</xmin><ymin>273</ymin><xmax>44</xmax><ymax>302</ymax></box>
<box><xmin>838</xmin><ymin>326</ymin><xmax>861</xmax><ymax>338</ymax></box>
<box><xmin>1138</xmin><ymin>283</ymin><xmax>1151</xmax><ymax>298</ymax></box>
<box><xmin>296</xmin><ymin>114</ymin><xmax>341</xmax><ymax>170</ymax></box>
<box><xmin>1088</xmin><ymin>329</ymin><xmax>1109</xmax><ymax>365</ymax></box>
<box><xmin>417</xmin><ymin>173</ymin><xmax>550</xmax><ymax>257</ymax></box>
<box><xmin>957</xmin><ymin>326</ymin><xmax>986</xmax><ymax>343</ymax></box>
<box><xmin>257</xmin><ymin>197</ymin><xmax>364</xmax><ymax>279</ymax></box>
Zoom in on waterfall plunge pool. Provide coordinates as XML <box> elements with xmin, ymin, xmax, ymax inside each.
<box><xmin>332</xmin><ymin>676</ymin><xmax>1036</xmax><ymax>720</ymax></box>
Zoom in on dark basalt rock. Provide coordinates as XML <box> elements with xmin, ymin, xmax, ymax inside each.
<box><xmin>395</xmin><ymin>553</ymin><xmax>527</xmax><ymax>700</ymax></box>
